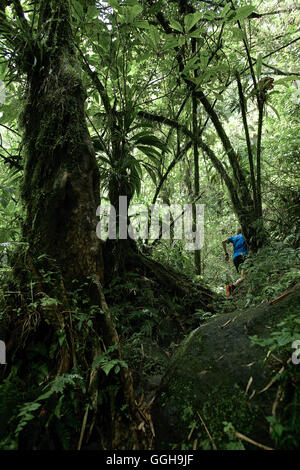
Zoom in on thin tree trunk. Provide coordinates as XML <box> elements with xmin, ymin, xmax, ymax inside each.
<box><xmin>192</xmin><ymin>92</ymin><xmax>201</xmax><ymax>275</ymax></box>
<box><xmin>235</xmin><ymin>71</ymin><xmax>258</xmax><ymax>215</ymax></box>
<box><xmin>256</xmin><ymin>100</ymin><xmax>264</xmax><ymax>218</ymax></box>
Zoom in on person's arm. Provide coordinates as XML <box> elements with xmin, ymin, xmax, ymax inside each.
<box><xmin>222</xmin><ymin>237</ymin><xmax>231</xmax><ymax>261</ymax></box>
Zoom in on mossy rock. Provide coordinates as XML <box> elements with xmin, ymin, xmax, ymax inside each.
<box><xmin>152</xmin><ymin>287</ymin><xmax>300</xmax><ymax>449</ymax></box>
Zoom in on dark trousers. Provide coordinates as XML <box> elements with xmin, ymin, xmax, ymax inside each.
<box><xmin>233</xmin><ymin>255</ymin><xmax>246</xmax><ymax>273</ymax></box>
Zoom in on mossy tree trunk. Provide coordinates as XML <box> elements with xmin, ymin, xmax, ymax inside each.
<box><xmin>20</xmin><ymin>1</ymin><xmax>103</xmax><ymax>286</ymax></box>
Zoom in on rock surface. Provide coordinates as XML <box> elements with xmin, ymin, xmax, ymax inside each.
<box><xmin>152</xmin><ymin>287</ymin><xmax>300</xmax><ymax>449</ymax></box>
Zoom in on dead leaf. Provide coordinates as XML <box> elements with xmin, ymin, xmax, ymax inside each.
<box><xmin>220</xmin><ymin>319</ymin><xmax>232</xmax><ymax>328</ymax></box>
<box><xmin>243</xmin><ymin>361</ymin><xmax>256</xmax><ymax>367</ymax></box>
<box><xmin>259</xmin><ymin>366</ymin><xmax>285</xmax><ymax>394</ymax></box>
<box><xmin>197</xmin><ymin>370</ymin><xmax>209</xmax><ymax>376</ymax></box>
<box><xmin>188</xmin><ymin>423</ymin><xmax>196</xmax><ymax>441</ymax></box>
<box><xmin>245</xmin><ymin>376</ymin><xmax>253</xmax><ymax>394</ymax></box>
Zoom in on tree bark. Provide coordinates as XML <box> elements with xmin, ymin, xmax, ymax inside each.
<box><xmin>20</xmin><ymin>0</ymin><xmax>103</xmax><ymax>285</ymax></box>
<box><xmin>192</xmin><ymin>93</ymin><xmax>201</xmax><ymax>274</ymax></box>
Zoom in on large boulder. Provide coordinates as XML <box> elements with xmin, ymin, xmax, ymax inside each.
<box><xmin>152</xmin><ymin>286</ymin><xmax>300</xmax><ymax>449</ymax></box>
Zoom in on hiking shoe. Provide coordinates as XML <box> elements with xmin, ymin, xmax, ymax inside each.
<box><xmin>226</xmin><ymin>284</ymin><xmax>236</xmax><ymax>297</ymax></box>
<box><xmin>226</xmin><ymin>284</ymin><xmax>231</xmax><ymax>297</ymax></box>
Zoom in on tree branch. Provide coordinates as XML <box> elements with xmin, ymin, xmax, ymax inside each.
<box><xmin>152</xmin><ymin>140</ymin><xmax>193</xmax><ymax>205</ymax></box>
<box><xmin>148</xmin><ymin>2</ymin><xmax>253</xmax><ymax>208</ymax></box>
<box><xmin>235</xmin><ymin>70</ymin><xmax>257</xmax><ymax>213</ymax></box>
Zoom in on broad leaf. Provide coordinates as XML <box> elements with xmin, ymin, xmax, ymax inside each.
<box><xmin>169</xmin><ymin>19</ymin><xmax>183</xmax><ymax>33</ymax></box>
<box><xmin>234</xmin><ymin>6</ymin><xmax>256</xmax><ymax>21</ymax></box>
<box><xmin>256</xmin><ymin>53</ymin><xmax>262</xmax><ymax>79</ymax></box>
<box><xmin>184</xmin><ymin>12</ymin><xmax>203</xmax><ymax>32</ymax></box>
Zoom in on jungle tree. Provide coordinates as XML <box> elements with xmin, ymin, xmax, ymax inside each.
<box><xmin>0</xmin><ymin>0</ymin><xmax>151</xmax><ymax>449</ymax></box>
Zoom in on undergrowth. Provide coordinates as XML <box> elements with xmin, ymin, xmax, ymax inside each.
<box><xmin>250</xmin><ymin>313</ymin><xmax>300</xmax><ymax>449</ymax></box>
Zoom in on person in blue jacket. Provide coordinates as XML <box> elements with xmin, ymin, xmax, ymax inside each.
<box><xmin>222</xmin><ymin>228</ymin><xmax>248</xmax><ymax>294</ymax></box>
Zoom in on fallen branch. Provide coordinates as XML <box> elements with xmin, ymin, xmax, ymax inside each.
<box><xmin>272</xmin><ymin>385</ymin><xmax>283</xmax><ymax>419</ymax></box>
<box><xmin>269</xmin><ymin>288</ymin><xmax>295</xmax><ymax>305</ymax></box>
<box><xmin>228</xmin><ymin>429</ymin><xmax>274</xmax><ymax>450</ymax></box>
<box><xmin>197</xmin><ymin>411</ymin><xmax>217</xmax><ymax>450</ymax></box>
<box><xmin>258</xmin><ymin>366</ymin><xmax>285</xmax><ymax>394</ymax></box>
<box><xmin>220</xmin><ymin>318</ymin><xmax>232</xmax><ymax>329</ymax></box>
<box><xmin>245</xmin><ymin>376</ymin><xmax>253</xmax><ymax>395</ymax></box>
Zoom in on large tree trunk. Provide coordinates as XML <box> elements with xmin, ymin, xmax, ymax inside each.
<box><xmin>20</xmin><ymin>1</ymin><xmax>102</xmax><ymax>285</ymax></box>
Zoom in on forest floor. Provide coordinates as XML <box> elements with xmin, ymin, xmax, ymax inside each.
<box><xmin>109</xmin><ymin>242</ymin><xmax>300</xmax><ymax>434</ymax></box>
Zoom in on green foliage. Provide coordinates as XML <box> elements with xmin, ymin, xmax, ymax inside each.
<box><xmin>242</xmin><ymin>242</ymin><xmax>300</xmax><ymax>306</ymax></box>
<box><xmin>266</xmin><ymin>383</ymin><xmax>300</xmax><ymax>449</ymax></box>
<box><xmin>249</xmin><ymin>314</ymin><xmax>300</xmax><ymax>450</ymax></box>
<box><xmin>152</xmin><ymin>240</ymin><xmax>196</xmax><ymax>278</ymax></box>
<box><xmin>92</xmin><ymin>345</ymin><xmax>128</xmax><ymax>375</ymax></box>
<box><xmin>0</xmin><ymin>352</ymin><xmax>88</xmax><ymax>450</ymax></box>
<box><xmin>250</xmin><ymin>314</ymin><xmax>300</xmax><ymax>354</ymax></box>
<box><xmin>223</xmin><ymin>422</ymin><xmax>246</xmax><ymax>450</ymax></box>
<box><xmin>94</xmin><ymin>118</ymin><xmax>168</xmax><ymax>198</ymax></box>
<box><xmin>0</xmin><ymin>0</ymin><xmax>299</xmax><ymax>451</ymax></box>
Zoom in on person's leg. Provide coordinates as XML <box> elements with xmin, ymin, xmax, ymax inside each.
<box><xmin>233</xmin><ymin>255</ymin><xmax>246</xmax><ymax>287</ymax></box>
<box><xmin>233</xmin><ymin>268</ymin><xmax>246</xmax><ymax>287</ymax></box>
<box><xmin>233</xmin><ymin>256</ymin><xmax>241</xmax><ymax>273</ymax></box>
<box><xmin>229</xmin><ymin>256</ymin><xmax>246</xmax><ymax>293</ymax></box>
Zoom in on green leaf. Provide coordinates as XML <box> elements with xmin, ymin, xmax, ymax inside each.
<box><xmin>97</xmin><ymin>155</ymin><xmax>111</xmax><ymax>165</ymax></box>
<box><xmin>142</xmin><ymin>162</ymin><xmax>158</xmax><ymax>184</ymax></box>
<box><xmin>267</xmin><ymin>102</ymin><xmax>280</xmax><ymax>120</ymax></box>
<box><xmin>133</xmin><ymin>134</ymin><xmax>165</xmax><ymax>149</ymax></box>
<box><xmin>51</xmin><ymin>373</ymin><xmax>83</xmax><ymax>393</ymax></box>
<box><xmin>131</xmin><ymin>156</ymin><xmax>143</xmax><ymax>178</ymax></box>
<box><xmin>148</xmin><ymin>25</ymin><xmax>160</xmax><ymax>49</ymax></box>
<box><xmin>169</xmin><ymin>19</ymin><xmax>183</xmax><ymax>33</ymax></box>
<box><xmin>72</xmin><ymin>0</ymin><xmax>84</xmax><ymax>19</ymax></box>
<box><xmin>203</xmin><ymin>11</ymin><xmax>215</xmax><ymax>20</ymax></box>
<box><xmin>17</xmin><ymin>403</ymin><xmax>41</xmax><ymax>417</ymax></box>
<box><xmin>188</xmin><ymin>27</ymin><xmax>204</xmax><ymax>39</ymax></box>
<box><xmin>221</xmin><ymin>3</ymin><xmax>232</xmax><ymax>17</ymax></box>
<box><xmin>256</xmin><ymin>53</ymin><xmax>262</xmax><ymax>79</ymax></box>
<box><xmin>40</xmin><ymin>297</ymin><xmax>61</xmax><ymax>307</ymax></box>
<box><xmin>134</xmin><ymin>20</ymin><xmax>151</xmax><ymax>29</ymax></box>
<box><xmin>137</xmin><ymin>146</ymin><xmax>161</xmax><ymax>165</ymax></box>
<box><xmin>231</xmin><ymin>27</ymin><xmax>246</xmax><ymax>40</ymax></box>
<box><xmin>126</xmin><ymin>4</ymin><xmax>143</xmax><ymax>23</ymax></box>
<box><xmin>136</xmin><ymin>145</ymin><xmax>161</xmax><ymax>158</ymax></box>
<box><xmin>36</xmin><ymin>390</ymin><xmax>53</xmax><ymax>401</ymax></box>
<box><xmin>234</xmin><ymin>6</ymin><xmax>256</xmax><ymax>21</ymax></box>
<box><xmin>163</xmin><ymin>35</ymin><xmax>182</xmax><ymax>50</ymax></box>
<box><xmin>0</xmin><ymin>197</ymin><xmax>8</xmax><ymax>208</ymax></box>
<box><xmin>101</xmin><ymin>361</ymin><xmax>116</xmax><ymax>375</ymax></box>
<box><xmin>130</xmin><ymin>167</ymin><xmax>141</xmax><ymax>196</ymax></box>
<box><xmin>183</xmin><ymin>56</ymin><xmax>200</xmax><ymax>72</ymax></box>
<box><xmin>87</xmin><ymin>5</ymin><xmax>99</xmax><ymax>20</ymax></box>
<box><xmin>275</xmin><ymin>76</ymin><xmax>298</xmax><ymax>86</ymax></box>
<box><xmin>184</xmin><ymin>12</ymin><xmax>203</xmax><ymax>32</ymax></box>
<box><xmin>107</xmin><ymin>0</ymin><xmax>119</xmax><ymax>8</ymax></box>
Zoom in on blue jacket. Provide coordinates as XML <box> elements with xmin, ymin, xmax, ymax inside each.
<box><xmin>227</xmin><ymin>234</ymin><xmax>248</xmax><ymax>259</ymax></box>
